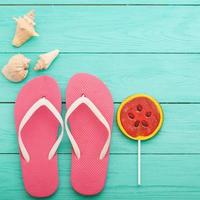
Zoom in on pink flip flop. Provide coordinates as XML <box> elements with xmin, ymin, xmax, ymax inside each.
<box><xmin>65</xmin><ymin>73</ymin><xmax>114</xmax><ymax>195</ymax></box>
<box><xmin>14</xmin><ymin>76</ymin><xmax>64</xmax><ymax>197</ymax></box>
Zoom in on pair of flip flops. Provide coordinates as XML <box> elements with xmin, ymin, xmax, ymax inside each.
<box><xmin>14</xmin><ymin>73</ymin><xmax>114</xmax><ymax>197</ymax></box>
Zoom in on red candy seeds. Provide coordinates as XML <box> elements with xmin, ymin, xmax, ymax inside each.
<box><xmin>117</xmin><ymin>94</ymin><xmax>163</xmax><ymax>141</ymax></box>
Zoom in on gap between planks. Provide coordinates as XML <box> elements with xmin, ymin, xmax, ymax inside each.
<box><xmin>1</xmin><ymin>102</ymin><xmax>200</xmax><ymax>104</ymax></box>
<box><xmin>2</xmin><ymin>152</ymin><xmax>200</xmax><ymax>155</ymax></box>
<box><xmin>2</xmin><ymin>52</ymin><xmax>200</xmax><ymax>54</ymax></box>
<box><xmin>1</xmin><ymin>4</ymin><xmax>200</xmax><ymax>6</ymax></box>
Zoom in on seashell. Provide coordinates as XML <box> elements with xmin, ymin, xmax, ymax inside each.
<box><xmin>1</xmin><ymin>54</ymin><xmax>30</xmax><ymax>82</ymax></box>
<box><xmin>12</xmin><ymin>10</ymin><xmax>39</xmax><ymax>47</ymax></box>
<box><xmin>34</xmin><ymin>49</ymin><xmax>60</xmax><ymax>71</ymax></box>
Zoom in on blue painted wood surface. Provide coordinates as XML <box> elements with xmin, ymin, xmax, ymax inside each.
<box><xmin>0</xmin><ymin>1</ymin><xmax>199</xmax><ymax>200</ymax></box>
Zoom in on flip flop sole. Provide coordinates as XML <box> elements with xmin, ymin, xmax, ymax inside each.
<box><xmin>66</xmin><ymin>73</ymin><xmax>114</xmax><ymax>195</ymax></box>
<box><xmin>15</xmin><ymin>76</ymin><xmax>61</xmax><ymax>197</ymax></box>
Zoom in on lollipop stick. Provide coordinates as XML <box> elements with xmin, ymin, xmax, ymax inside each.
<box><xmin>138</xmin><ymin>140</ymin><xmax>141</xmax><ymax>185</ymax></box>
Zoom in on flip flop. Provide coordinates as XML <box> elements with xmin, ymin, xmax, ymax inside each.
<box><xmin>65</xmin><ymin>73</ymin><xmax>114</xmax><ymax>195</ymax></box>
<box><xmin>14</xmin><ymin>76</ymin><xmax>64</xmax><ymax>197</ymax></box>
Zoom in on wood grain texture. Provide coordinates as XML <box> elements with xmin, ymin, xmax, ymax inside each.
<box><xmin>0</xmin><ymin>6</ymin><xmax>200</xmax><ymax>52</ymax></box>
<box><xmin>0</xmin><ymin>54</ymin><xmax>199</xmax><ymax>102</ymax></box>
<box><xmin>1</xmin><ymin>154</ymin><xmax>200</xmax><ymax>200</ymax></box>
<box><xmin>1</xmin><ymin>0</ymin><xmax>200</xmax><ymax>5</ymax></box>
<box><xmin>1</xmin><ymin>103</ymin><xmax>200</xmax><ymax>154</ymax></box>
<box><xmin>0</xmin><ymin>2</ymin><xmax>199</xmax><ymax>200</ymax></box>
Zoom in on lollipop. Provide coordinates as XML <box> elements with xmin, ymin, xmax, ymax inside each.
<box><xmin>117</xmin><ymin>94</ymin><xmax>163</xmax><ymax>185</ymax></box>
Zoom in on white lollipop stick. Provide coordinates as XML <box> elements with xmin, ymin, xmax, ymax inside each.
<box><xmin>138</xmin><ymin>140</ymin><xmax>141</xmax><ymax>185</ymax></box>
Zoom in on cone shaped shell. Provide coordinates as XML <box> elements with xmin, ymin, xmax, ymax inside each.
<box><xmin>12</xmin><ymin>10</ymin><xmax>39</xmax><ymax>47</ymax></box>
<box><xmin>34</xmin><ymin>49</ymin><xmax>59</xmax><ymax>70</ymax></box>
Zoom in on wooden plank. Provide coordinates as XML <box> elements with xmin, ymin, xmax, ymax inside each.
<box><xmin>1</xmin><ymin>0</ymin><xmax>200</xmax><ymax>5</ymax></box>
<box><xmin>0</xmin><ymin>54</ymin><xmax>199</xmax><ymax>102</ymax></box>
<box><xmin>0</xmin><ymin>6</ymin><xmax>200</xmax><ymax>52</ymax></box>
<box><xmin>1</xmin><ymin>154</ymin><xmax>200</xmax><ymax>199</ymax></box>
<box><xmin>1</xmin><ymin>103</ymin><xmax>200</xmax><ymax>154</ymax></box>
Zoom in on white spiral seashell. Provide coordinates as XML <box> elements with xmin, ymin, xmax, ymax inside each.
<box><xmin>34</xmin><ymin>49</ymin><xmax>60</xmax><ymax>71</ymax></box>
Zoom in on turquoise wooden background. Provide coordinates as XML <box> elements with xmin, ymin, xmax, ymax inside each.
<box><xmin>1</xmin><ymin>0</ymin><xmax>200</xmax><ymax>199</ymax></box>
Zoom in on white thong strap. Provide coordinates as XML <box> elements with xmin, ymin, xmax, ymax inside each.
<box><xmin>18</xmin><ymin>97</ymin><xmax>64</xmax><ymax>162</ymax></box>
<box><xmin>65</xmin><ymin>95</ymin><xmax>111</xmax><ymax>160</ymax></box>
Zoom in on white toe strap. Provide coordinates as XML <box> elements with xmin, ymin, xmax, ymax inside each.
<box><xmin>65</xmin><ymin>95</ymin><xmax>111</xmax><ymax>160</ymax></box>
<box><xmin>18</xmin><ymin>97</ymin><xmax>64</xmax><ymax>163</ymax></box>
